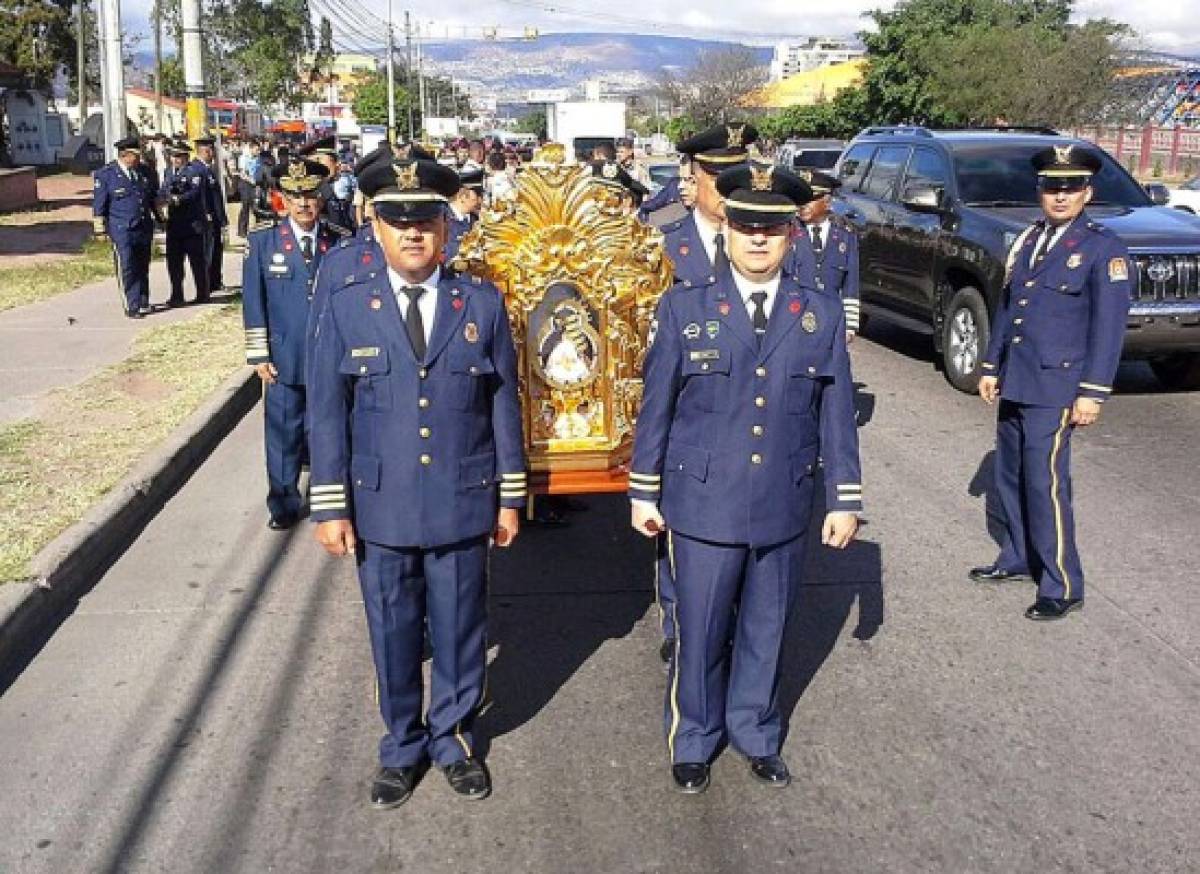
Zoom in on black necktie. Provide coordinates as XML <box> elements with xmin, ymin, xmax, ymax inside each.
<box><xmin>403</xmin><ymin>286</ymin><xmax>427</xmax><ymax>359</ymax></box>
<box><xmin>1033</xmin><ymin>226</ymin><xmax>1055</xmax><ymax>265</ymax></box>
<box><xmin>301</xmin><ymin>235</ymin><xmax>313</xmax><ymax>265</ymax></box>
<box><xmin>750</xmin><ymin>291</ymin><xmax>768</xmax><ymax>345</ymax></box>
<box><xmin>810</xmin><ymin>224</ymin><xmax>823</xmax><ymax>253</ymax></box>
<box><xmin>713</xmin><ymin>232</ymin><xmax>730</xmax><ymax>275</ymax></box>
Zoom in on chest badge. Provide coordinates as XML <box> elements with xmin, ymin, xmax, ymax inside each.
<box><xmin>683</xmin><ymin>322</ymin><xmax>701</xmax><ymax>340</ymax></box>
<box><xmin>1066</xmin><ymin>253</ymin><xmax>1083</xmax><ymax>269</ymax></box>
<box><xmin>802</xmin><ymin>311</ymin><xmax>818</xmax><ymax>333</ymax></box>
<box><xmin>370</xmin><ymin>297</ymin><xmax>382</xmax><ymax>310</ymax></box>
<box><xmin>272</xmin><ymin>253</ymin><xmax>285</xmax><ymax>264</ymax></box>
<box><xmin>705</xmin><ymin>320</ymin><xmax>720</xmax><ymax>339</ymax></box>
<box><xmin>789</xmin><ymin>300</ymin><xmax>803</xmax><ymax>315</ymax></box>
<box><xmin>464</xmin><ymin>322</ymin><xmax>479</xmax><ymax>343</ymax></box>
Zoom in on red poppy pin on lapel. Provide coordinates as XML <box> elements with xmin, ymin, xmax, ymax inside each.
<box><xmin>370</xmin><ymin>297</ymin><xmax>382</xmax><ymax>310</ymax></box>
<box><xmin>680</xmin><ymin>245</ymin><xmax>690</xmax><ymax>256</ymax></box>
<box><xmin>361</xmin><ymin>253</ymin><xmax>372</xmax><ymax>264</ymax></box>
<box><xmin>452</xmin><ymin>298</ymin><xmax>464</xmax><ymax>311</ymax></box>
<box><xmin>789</xmin><ymin>300</ymin><xmax>802</xmax><ymax>314</ymax></box>
<box><xmin>284</xmin><ymin>242</ymin><xmax>293</xmax><ymax>252</ymax></box>
<box><xmin>718</xmin><ymin>302</ymin><xmax>730</xmax><ymax>315</ymax></box>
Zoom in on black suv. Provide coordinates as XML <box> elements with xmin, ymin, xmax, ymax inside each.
<box><xmin>834</xmin><ymin>126</ymin><xmax>1200</xmax><ymax>391</ymax></box>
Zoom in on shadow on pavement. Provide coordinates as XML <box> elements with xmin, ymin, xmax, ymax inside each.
<box><xmin>476</xmin><ymin>494</ymin><xmax>654</xmax><ymax>759</ymax></box>
<box><xmin>968</xmin><ymin>450</ymin><xmax>1009</xmax><ymax>555</ymax></box>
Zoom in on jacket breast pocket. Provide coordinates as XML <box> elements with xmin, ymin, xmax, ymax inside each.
<box><xmin>680</xmin><ymin>350</ymin><xmax>731</xmax><ymax>412</ymax></box>
<box><xmin>447</xmin><ymin>349</ymin><xmax>496</xmax><ymax>410</ymax></box>
<box><xmin>351</xmin><ymin>455</ymin><xmax>381</xmax><ymax>491</ymax></box>
<box><xmin>786</xmin><ymin>354</ymin><xmax>830</xmax><ymax>413</ymax></box>
<box><xmin>665</xmin><ymin>442</ymin><xmax>710</xmax><ymax>483</ymax></box>
<box><xmin>458</xmin><ymin>451</ymin><xmax>496</xmax><ymax>492</ymax></box>
<box><xmin>339</xmin><ymin>347</ymin><xmax>392</xmax><ymax>411</ymax></box>
<box><xmin>1039</xmin><ymin>348</ymin><xmax>1084</xmax><ymax>371</ymax></box>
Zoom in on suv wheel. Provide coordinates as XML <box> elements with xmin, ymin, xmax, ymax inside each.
<box><xmin>941</xmin><ymin>286</ymin><xmax>990</xmax><ymax>393</ymax></box>
<box><xmin>1149</xmin><ymin>353</ymin><xmax>1200</xmax><ymax>390</ymax></box>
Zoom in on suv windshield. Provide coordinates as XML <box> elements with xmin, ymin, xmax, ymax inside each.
<box><xmin>791</xmin><ymin>149</ymin><xmax>841</xmax><ymax>170</ymax></box>
<box><xmin>953</xmin><ymin>143</ymin><xmax>1151</xmax><ymax>207</ymax></box>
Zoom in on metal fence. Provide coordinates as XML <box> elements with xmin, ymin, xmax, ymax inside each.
<box><xmin>1067</xmin><ymin>125</ymin><xmax>1200</xmax><ymax>177</ymax></box>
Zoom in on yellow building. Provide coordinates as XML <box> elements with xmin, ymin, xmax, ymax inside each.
<box><xmin>745</xmin><ymin>59</ymin><xmax>867</xmax><ymax>109</ymax></box>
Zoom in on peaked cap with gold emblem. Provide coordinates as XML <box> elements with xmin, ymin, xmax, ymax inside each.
<box><xmin>676</xmin><ymin>122</ymin><xmax>759</xmax><ymax>172</ymax></box>
<box><xmin>1032</xmin><ymin>143</ymin><xmax>1103</xmax><ymax>190</ymax></box>
<box><xmin>588</xmin><ymin>159</ymin><xmax>649</xmax><ymax>202</ymax></box>
<box><xmin>359</xmin><ymin>158</ymin><xmax>461</xmax><ymax>220</ymax></box>
<box><xmin>798</xmin><ymin>168</ymin><xmax>842</xmax><ymax>197</ymax></box>
<box><xmin>716</xmin><ymin>160</ymin><xmax>813</xmax><ymax>227</ymax></box>
<box><xmin>272</xmin><ymin>157</ymin><xmax>329</xmax><ymax>194</ymax></box>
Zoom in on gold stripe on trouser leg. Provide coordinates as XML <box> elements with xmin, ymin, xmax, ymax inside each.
<box><xmin>665</xmin><ymin>531</ymin><xmax>682</xmax><ymax>761</ymax></box>
<box><xmin>653</xmin><ymin>541</ymin><xmax>665</xmax><ymax>636</ymax></box>
<box><xmin>111</xmin><ymin>242</ymin><xmax>125</xmax><ymax>303</ymax></box>
<box><xmin>1049</xmin><ymin>408</ymin><xmax>1073</xmax><ymax>600</ymax></box>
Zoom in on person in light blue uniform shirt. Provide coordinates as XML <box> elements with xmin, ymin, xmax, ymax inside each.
<box><xmin>973</xmin><ymin>144</ymin><xmax>1131</xmax><ymax>621</ymax></box>
<box><xmin>792</xmin><ymin>169</ymin><xmax>860</xmax><ymax>341</ymax></box>
<box><xmin>306</xmin><ymin>157</ymin><xmax>527</xmax><ymax>810</ymax></box>
<box><xmin>162</xmin><ymin>139</ymin><xmax>211</xmax><ymax>305</ymax></box>
<box><xmin>242</xmin><ymin>157</ymin><xmax>347</xmax><ymax>529</ymax></box>
<box><xmin>629</xmin><ymin>161</ymin><xmax>862</xmax><ymax>794</ymax></box>
<box><xmin>92</xmin><ymin>136</ymin><xmax>161</xmax><ymax>318</ymax></box>
<box><xmin>649</xmin><ymin>122</ymin><xmax>757</xmax><ymax>664</ymax></box>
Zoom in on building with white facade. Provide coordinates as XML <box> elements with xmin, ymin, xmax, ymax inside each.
<box><xmin>769</xmin><ymin>38</ymin><xmax>865</xmax><ymax>82</ymax></box>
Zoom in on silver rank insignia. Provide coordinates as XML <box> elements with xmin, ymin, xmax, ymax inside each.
<box><xmin>1067</xmin><ymin>253</ymin><xmax>1083</xmax><ymax>269</ymax></box>
<box><xmin>683</xmin><ymin>322</ymin><xmax>701</xmax><ymax>340</ymax></box>
<box><xmin>802</xmin><ymin>311</ymin><xmax>818</xmax><ymax>333</ymax></box>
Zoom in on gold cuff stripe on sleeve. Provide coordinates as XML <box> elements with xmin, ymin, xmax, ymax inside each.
<box><xmin>311</xmin><ymin>501</ymin><xmax>347</xmax><ymax>510</ymax></box>
<box><xmin>629</xmin><ymin>473</ymin><xmax>662</xmax><ymax>482</ymax></box>
<box><xmin>722</xmin><ymin>198</ymin><xmax>798</xmax><ymax>214</ymax></box>
<box><xmin>1079</xmin><ymin>382</ymin><xmax>1111</xmax><ymax>393</ymax></box>
<box><xmin>311</xmin><ymin>485</ymin><xmax>346</xmax><ymax>495</ymax></box>
<box><xmin>501</xmin><ymin>473</ymin><xmax>527</xmax><ymax>481</ymax></box>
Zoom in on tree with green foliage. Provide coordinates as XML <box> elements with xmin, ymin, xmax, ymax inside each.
<box><xmin>351</xmin><ymin>71</ymin><xmax>416</xmax><ymax>128</ymax></box>
<box><xmin>515</xmin><ymin>110</ymin><xmax>546</xmax><ymax>139</ymax></box>
<box><xmin>0</xmin><ymin>0</ymin><xmax>77</xmax><ymax>92</ymax></box>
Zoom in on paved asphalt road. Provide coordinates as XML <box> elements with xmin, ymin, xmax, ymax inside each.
<box><xmin>1</xmin><ymin>321</ymin><xmax>1198</xmax><ymax>873</ymax></box>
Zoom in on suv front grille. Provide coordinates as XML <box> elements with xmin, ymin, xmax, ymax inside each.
<box><xmin>1131</xmin><ymin>254</ymin><xmax>1200</xmax><ymax>301</ymax></box>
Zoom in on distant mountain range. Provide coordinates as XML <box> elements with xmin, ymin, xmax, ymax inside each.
<box><xmin>130</xmin><ymin>31</ymin><xmax>775</xmax><ymax>101</ymax></box>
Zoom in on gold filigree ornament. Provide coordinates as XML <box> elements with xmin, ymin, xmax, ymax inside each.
<box><xmin>453</xmin><ymin>147</ymin><xmax>674</xmax><ymax>473</ymax></box>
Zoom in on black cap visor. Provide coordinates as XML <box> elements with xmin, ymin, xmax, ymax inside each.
<box><xmin>723</xmin><ymin>192</ymin><xmax>797</xmax><ymax>228</ymax></box>
<box><xmin>1038</xmin><ymin>173</ymin><xmax>1091</xmax><ymax>192</ymax></box>
<box><xmin>373</xmin><ymin>197</ymin><xmax>447</xmax><ymax>223</ymax></box>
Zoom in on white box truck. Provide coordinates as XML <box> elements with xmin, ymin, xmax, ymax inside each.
<box><xmin>546</xmin><ymin>101</ymin><xmax>627</xmax><ymax>162</ymax></box>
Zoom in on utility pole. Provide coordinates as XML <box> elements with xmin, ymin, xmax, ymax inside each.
<box><xmin>180</xmin><ymin>0</ymin><xmax>208</xmax><ymax>141</ymax></box>
<box><xmin>153</xmin><ymin>0</ymin><xmax>163</xmax><ymax>133</ymax></box>
<box><xmin>387</xmin><ymin>0</ymin><xmax>396</xmax><ymax>141</ymax></box>
<box><xmin>75</xmin><ymin>0</ymin><xmax>86</xmax><ymax>132</ymax></box>
<box><xmin>405</xmin><ymin>11</ymin><xmax>414</xmax><ymax>140</ymax></box>
<box><xmin>97</xmin><ymin>0</ymin><xmax>126</xmax><ymax>159</ymax></box>
<box><xmin>417</xmin><ymin>22</ymin><xmax>426</xmax><ymax>134</ymax></box>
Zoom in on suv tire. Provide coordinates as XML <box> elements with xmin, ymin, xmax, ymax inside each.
<box><xmin>1150</xmin><ymin>352</ymin><xmax>1200</xmax><ymax>390</ymax></box>
<box><xmin>941</xmin><ymin>286</ymin><xmax>990</xmax><ymax>393</ymax></box>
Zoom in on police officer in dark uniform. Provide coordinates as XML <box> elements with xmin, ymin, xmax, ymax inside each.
<box><xmin>162</xmin><ymin>139</ymin><xmax>211</xmax><ymax>306</ymax></box>
<box><xmin>629</xmin><ymin>161</ymin><xmax>862</xmax><ymax>794</ymax></box>
<box><xmin>307</xmin><ymin>158</ymin><xmax>527</xmax><ymax>808</ymax></box>
<box><xmin>794</xmin><ymin>169</ymin><xmax>860</xmax><ymax>341</ymax></box>
<box><xmin>299</xmin><ymin>134</ymin><xmax>356</xmax><ymax>233</ymax></box>
<box><xmin>242</xmin><ymin>157</ymin><xmax>347</xmax><ymax>529</ymax></box>
<box><xmin>93</xmin><ymin>135</ymin><xmax>161</xmax><ymax>318</ymax></box>
<box><xmin>973</xmin><ymin>144</ymin><xmax>1131</xmax><ymax>621</ymax></box>
<box><xmin>588</xmin><ymin>159</ymin><xmax>649</xmax><ymax>213</ymax></box>
<box><xmin>444</xmin><ymin>166</ymin><xmax>483</xmax><ymax>263</ymax></box>
<box><xmin>649</xmin><ymin>122</ymin><xmax>757</xmax><ymax>663</ymax></box>
<box><xmin>193</xmin><ymin>137</ymin><xmax>229</xmax><ymax>293</ymax></box>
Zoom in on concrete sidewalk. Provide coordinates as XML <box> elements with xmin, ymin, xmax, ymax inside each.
<box><xmin>0</xmin><ymin>252</ymin><xmax>244</xmax><ymax>426</ymax></box>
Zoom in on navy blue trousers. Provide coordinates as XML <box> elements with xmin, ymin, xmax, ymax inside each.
<box><xmin>205</xmin><ymin>226</ymin><xmax>224</xmax><ymax>291</ymax></box>
<box><xmin>654</xmin><ymin>533</ymin><xmax>676</xmax><ymax>642</ymax></box>
<box><xmin>357</xmin><ymin>536</ymin><xmax>488</xmax><ymax>768</ymax></box>
<box><xmin>664</xmin><ymin>530</ymin><xmax>807</xmax><ymax>764</ymax></box>
<box><xmin>993</xmin><ymin>400</ymin><xmax>1085</xmax><ymax>600</ymax></box>
<box><xmin>111</xmin><ymin>235</ymin><xmax>152</xmax><ymax>314</ymax></box>
<box><xmin>264</xmin><ymin>381</ymin><xmax>306</xmax><ymax>519</ymax></box>
<box><xmin>166</xmin><ymin>234</ymin><xmax>209</xmax><ymax>302</ymax></box>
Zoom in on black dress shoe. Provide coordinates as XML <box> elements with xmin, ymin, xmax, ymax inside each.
<box><xmin>659</xmin><ymin>638</ymin><xmax>674</xmax><ymax>664</ymax></box>
<box><xmin>267</xmin><ymin>514</ymin><xmax>298</xmax><ymax>530</ymax></box>
<box><xmin>166</xmin><ymin>297</ymin><xmax>184</xmax><ymax>308</ymax></box>
<box><xmin>370</xmin><ymin>764</ymin><xmax>424</xmax><ymax>809</ymax></box>
<box><xmin>968</xmin><ymin>564</ymin><xmax>1029</xmax><ymax>582</ymax></box>
<box><xmin>126</xmin><ymin>310</ymin><xmax>144</xmax><ymax>319</ymax></box>
<box><xmin>671</xmin><ymin>762</ymin><xmax>710</xmax><ymax>794</ymax></box>
<box><xmin>443</xmin><ymin>757</ymin><xmax>491</xmax><ymax>800</ymax></box>
<box><xmin>1025</xmin><ymin>597</ymin><xmax>1083</xmax><ymax>621</ymax></box>
<box><xmin>749</xmin><ymin>755</ymin><xmax>791</xmax><ymax>788</ymax></box>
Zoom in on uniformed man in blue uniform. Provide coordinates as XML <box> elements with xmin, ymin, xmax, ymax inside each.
<box><xmin>307</xmin><ymin>158</ymin><xmax>527</xmax><ymax>808</ymax></box>
<box><xmin>444</xmin><ymin>166</ymin><xmax>483</xmax><ymax>263</ymax></box>
<box><xmin>93</xmin><ymin>135</ymin><xmax>161</xmax><ymax>318</ymax></box>
<box><xmin>588</xmin><ymin>159</ymin><xmax>649</xmax><ymax>215</ymax></box>
<box><xmin>194</xmin><ymin>137</ymin><xmax>228</xmax><ymax>293</ymax></box>
<box><xmin>629</xmin><ymin>162</ymin><xmax>862</xmax><ymax>793</ymax></box>
<box><xmin>647</xmin><ymin>122</ymin><xmax>759</xmax><ymax>663</ymax></box>
<box><xmin>795</xmin><ymin>169</ymin><xmax>860</xmax><ymax>341</ymax></box>
<box><xmin>242</xmin><ymin>157</ymin><xmax>346</xmax><ymax>529</ymax></box>
<box><xmin>162</xmin><ymin>140</ymin><xmax>211</xmax><ymax>306</ymax></box>
<box><xmin>973</xmin><ymin>145</ymin><xmax>1131</xmax><ymax>621</ymax></box>
<box><xmin>299</xmin><ymin>134</ymin><xmax>357</xmax><ymax>233</ymax></box>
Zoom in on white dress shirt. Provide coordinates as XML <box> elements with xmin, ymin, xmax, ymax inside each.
<box><xmin>288</xmin><ymin>218</ymin><xmax>316</xmax><ymax>258</ymax></box>
<box><xmin>731</xmin><ymin>267</ymin><xmax>782</xmax><ymax>324</ymax></box>
<box><xmin>692</xmin><ymin>209</ymin><xmax>722</xmax><ymax>267</ymax></box>
<box><xmin>388</xmin><ymin>265</ymin><xmax>441</xmax><ymax>345</ymax></box>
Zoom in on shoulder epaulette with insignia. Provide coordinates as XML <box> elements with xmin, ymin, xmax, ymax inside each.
<box><xmin>247</xmin><ymin>224</ymin><xmax>274</xmax><ymax>237</ymax></box>
<box><xmin>661</xmin><ymin>218</ymin><xmax>685</xmax><ymax>233</ymax></box>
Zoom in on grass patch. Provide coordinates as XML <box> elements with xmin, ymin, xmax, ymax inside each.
<box><xmin>0</xmin><ymin>302</ymin><xmax>246</xmax><ymax>582</ymax></box>
<box><xmin>0</xmin><ymin>235</ymin><xmax>118</xmax><ymax>313</ymax></box>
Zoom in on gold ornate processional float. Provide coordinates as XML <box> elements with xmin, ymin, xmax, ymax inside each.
<box><xmin>451</xmin><ymin>143</ymin><xmax>674</xmax><ymax>495</ymax></box>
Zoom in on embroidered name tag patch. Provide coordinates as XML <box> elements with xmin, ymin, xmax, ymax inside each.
<box><xmin>351</xmin><ymin>347</ymin><xmax>380</xmax><ymax>358</ymax></box>
<box><xmin>689</xmin><ymin>349</ymin><xmax>721</xmax><ymax>362</ymax></box>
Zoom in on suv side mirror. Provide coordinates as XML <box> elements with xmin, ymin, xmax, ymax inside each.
<box><xmin>902</xmin><ymin>185</ymin><xmax>944</xmax><ymax>213</ymax></box>
<box><xmin>1145</xmin><ymin>182</ymin><xmax>1170</xmax><ymax>206</ymax></box>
